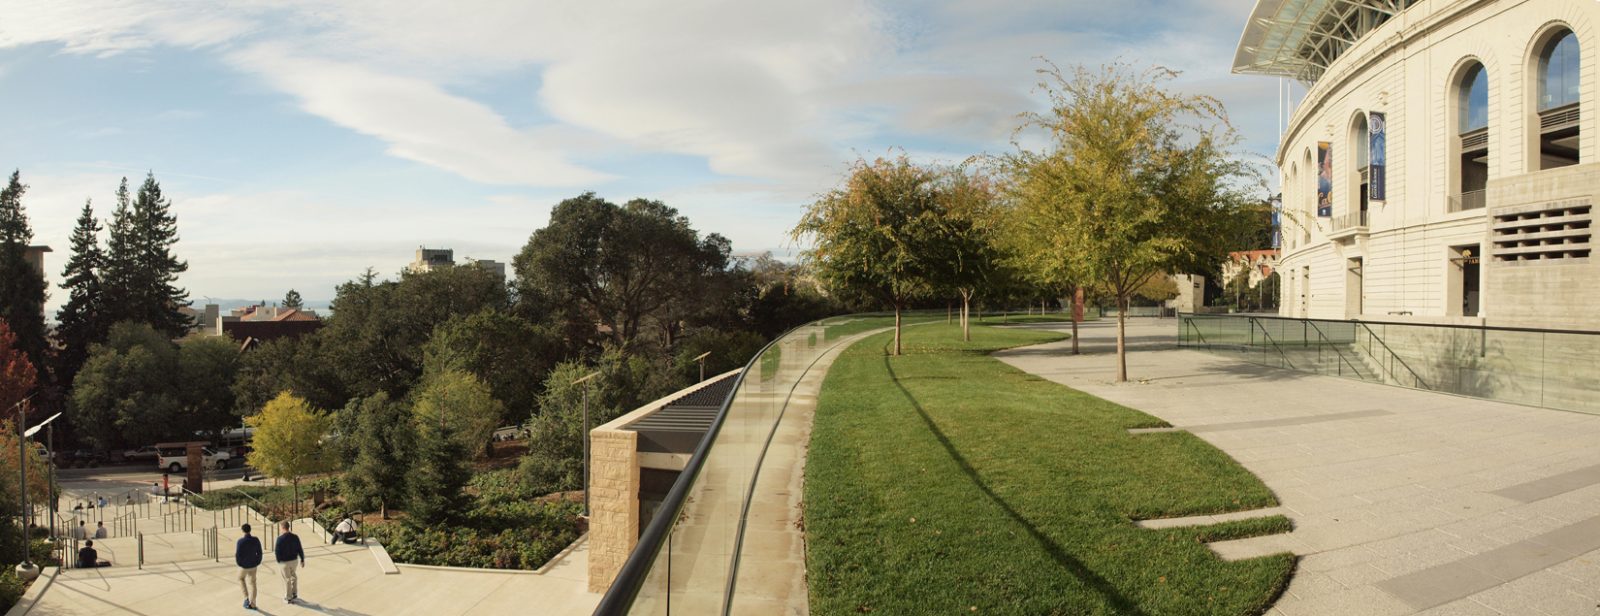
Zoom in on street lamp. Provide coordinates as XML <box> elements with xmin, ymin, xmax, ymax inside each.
<box><xmin>571</xmin><ymin>371</ymin><xmax>601</xmax><ymax>518</ymax></box>
<box><xmin>691</xmin><ymin>351</ymin><xmax>711</xmax><ymax>382</ymax></box>
<box><xmin>6</xmin><ymin>394</ymin><xmax>47</xmax><ymax>581</ymax></box>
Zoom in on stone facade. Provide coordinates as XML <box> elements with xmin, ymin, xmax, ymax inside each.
<box><xmin>1265</xmin><ymin>0</ymin><xmax>1600</xmax><ymax>328</ymax></box>
<box><xmin>586</xmin><ymin>429</ymin><xmax>639</xmax><ymax>593</ymax></box>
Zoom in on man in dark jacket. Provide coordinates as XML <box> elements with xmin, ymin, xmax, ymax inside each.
<box><xmin>274</xmin><ymin>521</ymin><xmax>305</xmax><ymax>603</ymax></box>
<box><xmin>236</xmin><ymin>523</ymin><xmax>263</xmax><ymax>609</ymax></box>
<box><xmin>76</xmin><ymin>540</ymin><xmax>109</xmax><ymax>568</ymax></box>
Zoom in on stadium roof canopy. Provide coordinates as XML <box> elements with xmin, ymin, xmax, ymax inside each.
<box><xmin>1233</xmin><ymin>0</ymin><xmax>1418</xmax><ymax>84</ymax></box>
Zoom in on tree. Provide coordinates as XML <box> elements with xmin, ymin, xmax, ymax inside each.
<box><xmin>1004</xmin><ymin>63</ymin><xmax>1263</xmax><ymax>381</ymax></box>
<box><xmin>322</xmin><ymin>265</ymin><xmax>508</xmax><ymax>399</ymax></box>
<box><xmin>407</xmin><ymin>420</ymin><xmax>469</xmax><ymax>525</ymax></box>
<box><xmin>410</xmin><ymin>369</ymin><xmax>503</xmax><ymax>459</ymax></box>
<box><xmin>421</xmin><ymin>310</ymin><xmax>561</xmax><ymax>424</ymax></box>
<box><xmin>101</xmin><ymin>174</ymin><xmax>191</xmax><ymax>337</ymax></box>
<box><xmin>56</xmin><ymin>201</ymin><xmax>108</xmax><ymax>386</ymax></box>
<box><xmin>69</xmin><ymin>322</ymin><xmax>181</xmax><ymax>449</ymax></box>
<box><xmin>0</xmin><ymin>171</ymin><xmax>48</xmax><ymax>371</ymax></box>
<box><xmin>0</xmin><ymin>321</ymin><xmax>38</xmax><ymax>424</ymax></box>
<box><xmin>793</xmin><ymin>155</ymin><xmax>943</xmax><ymax>355</ymax></box>
<box><xmin>341</xmin><ymin>392</ymin><xmax>413</xmax><ymax>518</ymax></box>
<box><xmin>246</xmin><ymin>392</ymin><xmax>332</xmax><ymax>518</ymax></box>
<box><xmin>931</xmin><ymin>165</ymin><xmax>1004</xmax><ymax>342</ymax></box>
<box><xmin>177</xmin><ymin>335</ymin><xmax>240</xmax><ymax>435</ymax></box>
<box><xmin>514</xmin><ymin>193</ymin><xmax>732</xmax><ymax>350</ymax></box>
<box><xmin>282</xmin><ymin>289</ymin><xmax>304</xmax><ymax>310</ymax></box>
<box><xmin>232</xmin><ymin>334</ymin><xmax>347</xmax><ymax>417</ymax></box>
<box><xmin>520</xmin><ymin>349</ymin><xmax>678</xmax><ymax>491</ymax></box>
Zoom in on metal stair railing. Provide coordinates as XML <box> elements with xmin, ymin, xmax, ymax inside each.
<box><xmin>1249</xmin><ymin>316</ymin><xmax>1296</xmax><ymax>369</ymax></box>
<box><xmin>1303</xmin><ymin>320</ymin><xmax>1368</xmax><ymax>380</ymax></box>
<box><xmin>1354</xmin><ymin>322</ymin><xmax>1432</xmax><ymax>390</ymax></box>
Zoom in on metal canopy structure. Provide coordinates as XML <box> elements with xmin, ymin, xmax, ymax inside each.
<box><xmin>1233</xmin><ymin>0</ymin><xmax>1418</xmax><ymax>84</ymax></box>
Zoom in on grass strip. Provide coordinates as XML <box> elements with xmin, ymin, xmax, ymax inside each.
<box><xmin>805</xmin><ymin>323</ymin><xmax>1293</xmax><ymax>615</ymax></box>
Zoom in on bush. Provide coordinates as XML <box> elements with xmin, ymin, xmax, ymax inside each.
<box><xmin>0</xmin><ymin>569</ymin><xmax>22</xmax><ymax>613</ymax></box>
<box><xmin>367</xmin><ymin>499</ymin><xmax>582</xmax><ymax>570</ymax></box>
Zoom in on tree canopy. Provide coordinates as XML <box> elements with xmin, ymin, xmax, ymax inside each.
<box><xmin>0</xmin><ymin>171</ymin><xmax>48</xmax><ymax>371</ymax></box>
<box><xmin>56</xmin><ymin>201</ymin><xmax>107</xmax><ymax>387</ymax></box>
<box><xmin>102</xmin><ymin>174</ymin><xmax>191</xmax><ymax>338</ymax></box>
<box><xmin>1003</xmin><ymin>62</ymin><xmax>1264</xmax><ymax>380</ymax></box>
<box><xmin>245</xmin><ymin>392</ymin><xmax>332</xmax><ymax>496</ymax></box>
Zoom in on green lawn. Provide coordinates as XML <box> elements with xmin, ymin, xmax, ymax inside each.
<box><xmin>805</xmin><ymin>323</ymin><xmax>1293</xmax><ymax>616</ymax></box>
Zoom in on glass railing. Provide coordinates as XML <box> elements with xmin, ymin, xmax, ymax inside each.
<box><xmin>1179</xmin><ymin>313</ymin><xmax>1600</xmax><ymax>413</ymax></box>
<box><xmin>594</xmin><ymin>313</ymin><xmax>919</xmax><ymax>615</ymax></box>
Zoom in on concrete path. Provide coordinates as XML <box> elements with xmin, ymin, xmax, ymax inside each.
<box><xmin>996</xmin><ymin>318</ymin><xmax>1600</xmax><ymax>616</ymax></box>
<box><xmin>24</xmin><ymin>502</ymin><xmax>599</xmax><ymax>615</ymax></box>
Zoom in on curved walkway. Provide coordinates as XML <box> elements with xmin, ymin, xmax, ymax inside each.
<box><xmin>997</xmin><ymin>318</ymin><xmax>1600</xmax><ymax>616</ymax></box>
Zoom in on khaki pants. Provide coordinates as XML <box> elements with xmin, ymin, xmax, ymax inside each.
<box><xmin>238</xmin><ymin>567</ymin><xmax>257</xmax><ymax>605</ymax></box>
<box><xmin>280</xmin><ymin>560</ymin><xmax>298</xmax><ymax>599</ymax></box>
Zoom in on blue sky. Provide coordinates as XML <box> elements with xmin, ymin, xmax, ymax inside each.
<box><xmin>0</xmin><ymin>0</ymin><xmax>1291</xmax><ymax>313</ymax></box>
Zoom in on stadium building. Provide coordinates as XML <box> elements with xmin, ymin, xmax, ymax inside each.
<box><xmin>1236</xmin><ymin>0</ymin><xmax>1593</xmax><ymax>328</ymax></box>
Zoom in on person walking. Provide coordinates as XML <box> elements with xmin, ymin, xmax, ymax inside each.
<box><xmin>236</xmin><ymin>523</ymin><xmax>263</xmax><ymax>610</ymax></box>
<box><xmin>274</xmin><ymin>521</ymin><xmax>305</xmax><ymax>603</ymax></box>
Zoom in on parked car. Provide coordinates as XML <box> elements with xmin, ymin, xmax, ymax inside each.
<box><xmin>61</xmin><ymin>449</ymin><xmax>108</xmax><ymax>467</ymax></box>
<box><xmin>122</xmin><ymin>445</ymin><xmax>162</xmax><ymax>463</ymax></box>
<box><xmin>156</xmin><ymin>447</ymin><xmax>232</xmax><ymax>473</ymax></box>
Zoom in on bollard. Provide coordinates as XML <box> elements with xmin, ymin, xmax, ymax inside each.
<box><xmin>137</xmin><ymin>532</ymin><xmax>144</xmax><ymax>570</ymax></box>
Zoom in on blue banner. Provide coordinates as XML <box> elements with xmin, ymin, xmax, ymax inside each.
<box><xmin>1369</xmin><ymin>112</ymin><xmax>1386</xmax><ymax>201</ymax></box>
<box><xmin>1317</xmin><ymin>142</ymin><xmax>1332</xmax><ymax>217</ymax></box>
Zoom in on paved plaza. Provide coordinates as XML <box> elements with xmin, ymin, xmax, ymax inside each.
<box><xmin>997</xmin><ymin>318</ymin><xmax>1600</xmax><ymax>616</ymax></box>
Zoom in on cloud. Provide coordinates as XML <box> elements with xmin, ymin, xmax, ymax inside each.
<box><xmin>226</xmin><ymin>44</ymin><xmax>612</xmax><ymax>187</ymax></box>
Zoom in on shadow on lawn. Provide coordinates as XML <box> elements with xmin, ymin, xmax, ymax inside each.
<box><xmin>882</xmin><ymin>354</ymin><xmax>1151</xmax><ymax>616</ymax></box>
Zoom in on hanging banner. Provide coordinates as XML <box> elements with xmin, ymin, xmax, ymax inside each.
<box><xmin>1317</xmin><ymin>141</ymin><xmax>1333</xmax><ymax>217</ymax></box>
<box><xmin>1368</xmin><ymin>112</ymin><xmax>1386</xmax><ymax>202</ymax></box>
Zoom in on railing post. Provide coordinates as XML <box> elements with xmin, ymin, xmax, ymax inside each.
<box><xmin>138</xmin><ymin>532</ymin><xmax>144</xmax><ymax>570</ymax></box>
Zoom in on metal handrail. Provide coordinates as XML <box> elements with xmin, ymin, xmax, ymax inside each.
<box><xmin>1303</xmin><ymin>320</ymin><xmax>1367</xmax><ymax>378</ymax></box>
<box><xmin>1249</xmin><ymin>317</ymin><xmax>1297</xmax><ymax>370</ymax></box>
<box><xmin>1355</xmin><ymin>322</ymin><xmax>1432</xmax><ymax>390</ymax></box>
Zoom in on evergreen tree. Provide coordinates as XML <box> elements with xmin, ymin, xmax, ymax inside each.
<box><xmin>282</xmin><ymin>289</ymin><xmax>303</xmax><ymax>310</ymax></box>
<box><xmin>55</xmin><ymin>200</ymin><xmax>107</xmax><ymax>386</ymax></box>
<box><xmin>342</xmin><ymin>393</ymin><xmax>414</xmax><ymax>518</ymax></box>
<box><xmin>101</xmin><ymin>178</ymin><xmax>136</xmax><ymax>325</ymax></box>
<box><xmin>130</xmin><ymin>173</ymin><xmax>191</xmax><ymax>337</ymax></box>
<box><xmin>407</xmin><ymin>421</ymin><xmax>469</xmax><ymax>525</ymax></box>
<box><xmin>0</xmin><ymin>170</ymin><xmax>48</xmax><ymax>370</ymax></box>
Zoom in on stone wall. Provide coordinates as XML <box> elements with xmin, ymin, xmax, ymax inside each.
<box><xmin>586</xmin><ymin>429</ymin><xmax>639</xmax><ymax>593</ymax></box>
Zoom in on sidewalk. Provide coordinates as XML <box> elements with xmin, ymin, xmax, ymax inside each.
<box><xmin>996</xmin><ymin>319</ymin><xmax>1600</xmax><ymax>616</ymax></box>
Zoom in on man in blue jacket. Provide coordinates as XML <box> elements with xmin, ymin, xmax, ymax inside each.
<box><xmin>274</xmin><ymin>521</ymin><xmax>306</xmax><ymax>603</ymax></box>
<box><xmin>236</xmin><ymin>523</ymin><xmax>263</xmax><ymax>610</ymax></box>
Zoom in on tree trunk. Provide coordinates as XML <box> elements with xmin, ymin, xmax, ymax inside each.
<box><xmin>961</xmin><ymin>292</ymin><xmax>971</xmax><ymax>342</ymax></box>
<box><xmin>1071</xmin><ymin>287</ymin><xmax>1083</xmax><ymax>355</ymax></box>
<box><xmin>893</xmin><ymin>304</ymin><xmax>902</xmax><ymax>356</ymax></box>
<box><xmin>1116</xmin><ymin>295</ymin><xmax>1129</xmax><ymax>382</ymax></box>
<box><xmin>947</xmin><ymin>300</ymin><xmax>952</xmax><ymax>324</ymax></box>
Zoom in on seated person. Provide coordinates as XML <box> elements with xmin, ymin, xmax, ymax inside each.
<box><xmin>77</xmin><ymin>540</ymin><xmax>111</xmax><ymax>568</ymax></box>
<box><xmin>334</xmin><ymin>516</ymin><xmax>359</xmax><ymax>544</ymax></box>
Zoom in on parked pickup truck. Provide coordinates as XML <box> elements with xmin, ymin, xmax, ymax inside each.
<box><xmin>156</xmin><ymin>448</ymin><xmax>231</xmax><ymax>473</ymax></box>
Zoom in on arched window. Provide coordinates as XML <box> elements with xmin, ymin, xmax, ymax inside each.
<box><xmin>1535</xmin><ymin>29</ymin><xmax>1580</xmax><ymax>169</ymax></box>
<box><xmin>1349</xmin><ymin>113</ymin><xmax>1370</xmax><ymax>226</ymax></box>
<box><xmin>1302</xmin><ymin>149</ymin><xmax>1314</xmax><ymax>242</ymax></box>
<box><xmin>1453</xmin><ymin>62</ymin><xmax>1489</xmax><ymax>210</ymax></box>
<box><xmin>1287</xmin><ymin>162</ymin><xmax>1299</xmax><ymax>249</ymax></box>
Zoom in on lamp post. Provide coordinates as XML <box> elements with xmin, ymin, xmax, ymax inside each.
<box><xmin>691</xmin><ymin>351</ymin><xmax>711</xmax><ymax>382</ymax></box>
<box><xmin>572</xmin><ymin>371</ymin><xmax>600</xmax><ymax>518</ymax></box>
<box><xmin>7</xmin><ymin>394</ymin><xmax>46</xmax><ymax>581</ymax></box>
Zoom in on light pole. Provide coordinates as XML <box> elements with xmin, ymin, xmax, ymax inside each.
<box><xmin>691</xmin><ymin>351</ymin><xmax>711</xmax><ymax>382</ymax></box>
<box><xmin>572</xmin><ymin>371</ymin><xmax>600</xmax><ymax>518</ymax></box>
<box><xmin>7</xmin><ymin>394</ymin><xmax>47</xmax><ymax>581</ymax></box>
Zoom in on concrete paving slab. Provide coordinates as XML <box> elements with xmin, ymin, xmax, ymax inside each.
<box><xmin>996</xmin><ymin>318</ymin><xmax>1600</xmax><ymax>615</ymax></box>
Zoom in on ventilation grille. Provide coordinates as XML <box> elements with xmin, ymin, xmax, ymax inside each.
<box><xmin>1492</xmin><ymin>203</ymin><xmax>1592</xmax><ymax>262</ymax></box>
<box><xmin>1461</xmin><ymin>129</ymin><xmax>1489</xmax><ymax>150</ymax></box>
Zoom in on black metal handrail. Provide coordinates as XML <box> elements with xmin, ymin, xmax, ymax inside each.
<box><xmin>1189</xmin><ymin>311</ymin><xmax>1600</xmax><ymax>337</ymax></box>
<box><xmin>1354</xmin><ymin>321</ymin><xmax>1431</xmax><ymax>390</ymax></box>
<box><xmin>1249</xmin><ymin>317</ymin><xmax>1296</xmax><ymax>370</ymax></box>
<box><xmin>1303</xmin><ymin>319</ymin><xmax>1366</xmax><ymax>378</ymax></box>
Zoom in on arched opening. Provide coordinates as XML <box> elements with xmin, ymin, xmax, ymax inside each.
<box><xmin>1451</xmin><ymin>62</ymin><xmax>1489</xmax><ymax>211</ymax></box>
<box><xmin>1348</xmin><ymin>112</ymin><xmax>1370</xmax><ymax>226</ymax></box>
<box><xmin>1534</xmin><ymin>28</ymin><xmax>1580</xmax><ymax>169</ymax></box>
<box><xmin>1301</xmin><ymin>149</ymin><xmax>1314</xmax><ymax>244</ymax></box>
<box><xmin>1287</xmin><ymin>162</ymin><xmax>1298</xmax><ymax>249</ymax></box>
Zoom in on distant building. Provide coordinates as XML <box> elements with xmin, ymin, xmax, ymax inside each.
<box><xmin>467</xmin><ymin>258</ymin><xmax>506</xmax><ymax>280</ymax></box>
<box><xmin>1222</xmin><ymin>250</ymin><xmax>1279</xmax><ymax>289</ymax></box>
<box><xmin>408</xmin><ymin>247</ymin><xmax>455</xmax><ymax>274</ymax></box>
<box><xmin>23</xmin><ymin>245</ymin><xmax>50</xmax><ymax>278</ymax></box>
